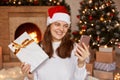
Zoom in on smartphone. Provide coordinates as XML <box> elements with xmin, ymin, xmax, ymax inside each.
<box><xmin>79</xmin><ymin>35</ymin><xmax>90</xmax><ymax>47</ymax></box>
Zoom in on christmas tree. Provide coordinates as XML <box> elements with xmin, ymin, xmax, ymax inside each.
<box><xmin>72</xmin><ymin>0</ymin><xmax>120</xmax><ymax>49</ymax></box>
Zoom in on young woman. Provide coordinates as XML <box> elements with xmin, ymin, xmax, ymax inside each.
<box><xmin>21</xmin><ymin>6</ymin><xmax>90</xmax><ymax>80</ymax></box>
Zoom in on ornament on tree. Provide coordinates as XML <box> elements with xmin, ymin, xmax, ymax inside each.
<box><xmin>80</xmin><ymin>1</ymin><xmax>83</xmax><ymax>5</ymax></box>
<box><xmin>33</xmin><ymin>0</ymin><xmax>39</xmax><ymax>5</ymax></box>
<box><xmin>118</xmin><ymin>43</ymin><xmax>120</xmax><ymax>48</ymax></box>
<box><xmin>106</xmin><ymin>2</ymin><xmax>111</xmax><ymax>6</ymax></box>
<box><xmin>77</xmin><ymin>15</ymin><xmax>80</xmax><ymax>19</ymax></box>
<box><xmin>95</xmin><ymin>25</ymin><xmax>100</xmax><ymax>30</ymax></box>
<box><xmin>89</xmin><ymin>15</ymin><xmax>93</xmax><ymax>20</ymax></box>
<box><xmin>82</xmin><ymin>25</ymin><xmax>87</xmax><ymax>31</ymax></box>
<box><xmin>97</xmin><ymin>35</ymin><xmax>100</xmax><ymax>41</ymax></box>
<box><xmin>110</xmin><ymin>13</ymin><xmax>114</xmax><ymax>17</ymax></box>
<box><xmin>72</xmin><ymin>30</ymin><xmax>79</xmax><ymax>35</ymax></box>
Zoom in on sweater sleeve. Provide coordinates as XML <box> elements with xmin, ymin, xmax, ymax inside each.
<box><xmin>72</xmin><ymin>43</ymin><xmax>87</xmax><ymax>80</ymax></box>
<box><xmin>74</xmin><ymin>63</ymin><xmax>87</xmax><ymax>80</ymax></box>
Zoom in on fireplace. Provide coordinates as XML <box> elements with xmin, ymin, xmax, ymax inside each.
<box><xmin>0</xmin><ymin>6</ymin><xmax>50</xmax><ymax>66</ymax></box>
<box><xmin>15</xmin><ymin>22</ymin><xmax>42</xmax><ymax>43</ymax></box>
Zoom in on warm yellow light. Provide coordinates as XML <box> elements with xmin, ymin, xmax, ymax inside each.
<box><xmin>57</xmin><ymin>2</ymin><xmax>60</xmax><ymax>5</ymax></box>
<box><xmin>94</xmin><ymin>6</ymin><xmax>98</xmax><ymax>10</ymax></box>
<box><xmin>89</xmin><ymin>0</ymin><xmax>92</xmax><ymax>3</ymax></box>
<box><xmin>49</xmin><ymin>0</ymin><xmax>52</xmax><ymax>2</ymax></box>
<box><xmin>114</xmin><ymin>73</ymin><xmax>120</xmax><ymax>80</ymax></box>
<box><xmin>84</xmin><ymin>22</ymin><xmax>87</xmax><ymax>24</ymax></box>
<box><xmin>100</xmin><ymin>17</ymin><xmax>104</xmax><ymax>21</ymax></box>
<box><xmin>54</xmin><ymin>0</ymin><xmax>56</xmax><ymax>3</ymax></box>
<box><xmin>104</xmin><ymin>45</ymin><xmax>107</xmax><ymax>48</ymax></box>
<box><xmin>82</xmin><ymin>11</ymin><xmax>85</xmax><ymax>14</ymax></box>
<box><xmin>79</xmin><ymin>20</ymin><xmax>82</xmax><ymax>23</ymax></box>
<box><xmin>112</xmin><ymin>9</ymin><xmax>115</xmax><ymax>12</ymax></box>
<box><xmin>29</xmin><ymin>32</ymin><xmax>39</xmax><ymax>43</ymax></box>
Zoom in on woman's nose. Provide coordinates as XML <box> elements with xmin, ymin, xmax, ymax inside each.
<box><xmin>59</xmin><ymin>26</ymin><xmax>64</xmax><ymax>31</ymax></box>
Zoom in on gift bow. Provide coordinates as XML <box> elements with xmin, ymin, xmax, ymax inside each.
<box><xmin>12</xmin><ymin>39</ymin><xmax>34</xmax><ymax>54</ymax></box>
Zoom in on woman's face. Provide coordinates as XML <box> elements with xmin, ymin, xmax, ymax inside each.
<box><xmin>50</xmin><ymin>20</ymin><xmax>70</xmax><ymax>42</ymax></box>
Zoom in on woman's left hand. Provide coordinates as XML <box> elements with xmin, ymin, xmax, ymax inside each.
<box><xmin>75</xmin><ymin>42</ymin><xmax>90</xmax><ymax>68</ymax></box>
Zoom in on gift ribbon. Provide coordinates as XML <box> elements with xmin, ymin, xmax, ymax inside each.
<box><xmin>12</xmin><ymin>39</ymin><xmax>34</xmax><ymax>55</ymax></box>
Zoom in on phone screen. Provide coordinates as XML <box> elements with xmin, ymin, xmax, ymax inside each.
<box><xmin>79</xmin><ymin>35</ymin><xmax>90</xmax><ymax>47</ymax></box>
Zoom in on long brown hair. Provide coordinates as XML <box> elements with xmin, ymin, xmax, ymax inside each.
<box><xmin>42</xmin><ymin>24</ymin><xmax>74</xmax><ymax>58</ymax></box>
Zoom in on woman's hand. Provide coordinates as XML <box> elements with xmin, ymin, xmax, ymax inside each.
<box><xmin>21</xmin><ymin>63</ymin><xmax>34</xmax><ymax>80</ymax></box>
<box><xmin>75</xmin><ymin>42</ymin><xmax>90</xmax><ymax>68</ymax></box>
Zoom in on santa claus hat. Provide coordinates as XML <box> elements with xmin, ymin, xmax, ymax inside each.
<box><xmin>47</xmin><ymin>6</ymin><xmax>71</xmax><ymax>26</ymax></box>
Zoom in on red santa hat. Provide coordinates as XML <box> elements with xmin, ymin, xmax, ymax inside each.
<box><xmin>47</xmin><ymin>6</ymin><xmax>71</xmax><ymax>26</ymax></box>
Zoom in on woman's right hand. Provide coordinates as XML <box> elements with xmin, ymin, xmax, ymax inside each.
<box><xmin>21</xmin><ymin>63</ymin><xmax>34</xmax><ymax>80</ymax></box>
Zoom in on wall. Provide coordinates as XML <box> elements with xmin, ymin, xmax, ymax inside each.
<box><xmin>66</xmin><ymin>0</ymin><xmax>81</xmax><ymax>31</ymax></box>
<box><xmin>114</xmin><ymin>0</ymin><xmax>120</xmax><ymax>17</ymax></box>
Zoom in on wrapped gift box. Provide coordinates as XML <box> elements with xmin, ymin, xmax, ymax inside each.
<box><xmin>94</xmin><ymin>70</ymin><xmax>114</xmax><ymax>80</ymax></box>
<box><xmin>8</xmin><ymin>32</ymin><xmax>49</xmax><ymax>72</ymax></box>
<box><xmin>94</xmin><ymin>61</ymin><xmax>116</xmax><ymax>71</ymax></box>
<box><xmin>99</xmin><ymin>46</ymin><xmax>113</xmax><ymax>52</ymax></box>
<box><xmin>86</xmin><ymin>63</ymin><xmax>93</xmax><ymax>76</ymax></box>
<box><xmin>96</xmin><ymin>51</ymin><xmax>116</xmax><ymax>63</ymax></box>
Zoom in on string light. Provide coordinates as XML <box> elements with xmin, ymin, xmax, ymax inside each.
<box><xmin>114</xmin><ymin>73</ymin><xmax>120</xmax><ymax>80</ymax></box>
<box><xmin>89</xmin><ymin>0</ymin><xmax>92</xmax><ymax>4</ymax></box>
<box><xmin>84</xmin><ymin>21</ymin><xmax>87</xmax><ymax>24</ymax></box>
<box><xmin>79</xmin><ymin>20</ymin><xmax>83</xmax><ymax>23</ymax></box>
<box><xmin>84</xmin><ymin>8</ymin><xmax>87</xmax><ymax>12</ymax></box>
<box><xmin>18</xmin><ymin>1</ymin><xmax>21</xmax><ymax>5</ymax></box>
<box><xmin>57</xmin><ymin>2</ymin><xmax>60</xmax><ymax>5</ymax></box>
<box><xmin>94</xmin><ymin>6</ymin><xmax>98</xmax><ymax>10</ymax></box>
<box><xmin>53</xmin><ymin>0</ymin><xmax>57</xmax><ymax>4</ymax></box>
<box><xmin>101</xmin><ymin>4</ymin><xmax>105</xmax><ymax>9</ymax></box>
<box><xmin>112</xmin><ymin>9</ymin><xmax>115</xmax><ymax>12</ymax></box>
<box><xmin>104</xmin><ymin>45</ymin><xmax>108</xmax><ymax>48</ymax></box>
<box><xmin>82</xmin><ymin>11</ymin><xmax>85</xmax><ymax>14</ymax></box>
<box><xmin>91</xmin><ymin>23</ymin><xmax>94</xmax><ymax>26</ymax></box>
<box><xmin>49</xmin><ymin>0</ymin><xmax>52</xmax><ymax>2</ymax></box>
<box><xmin>115</xmin><ymin>23</ymin><xmax>120</xmax><ymax>27</ymax></box>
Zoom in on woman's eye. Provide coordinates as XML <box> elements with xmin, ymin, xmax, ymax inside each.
<box><xmin>64</xmin><ymin>25</ymin><xmax>69</xmax><ymax>28</ymax></box>
<box><xmin>54</xmin><ymin>23</ymin><xmax>60</xmax><ymax>26</ymax></box>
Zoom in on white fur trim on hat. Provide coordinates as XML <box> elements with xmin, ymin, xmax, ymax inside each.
<box><xmin>47</xmin><ymin>13</ymin><xmax>71</xmax><ymax>26</ymax></box>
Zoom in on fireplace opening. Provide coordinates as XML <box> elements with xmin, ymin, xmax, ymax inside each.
<box><xmin>15</xmin><ymin>23</ymin><xmax>42</xmax><ymax>43</ymax></box>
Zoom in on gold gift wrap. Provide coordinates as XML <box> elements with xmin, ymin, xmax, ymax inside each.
<box><xmin>12</xmin><ymin>39</ymin><xmax>34</xmax><ymax>54</ymax></box>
